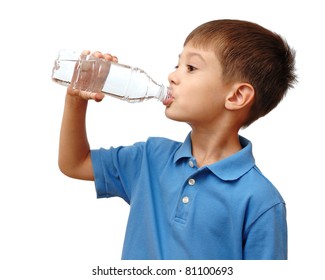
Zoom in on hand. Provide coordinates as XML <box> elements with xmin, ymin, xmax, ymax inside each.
<box><xmin>67</xmin><ymin>50</ymin><xmax>118</xmax><ymax>102</ymax></box>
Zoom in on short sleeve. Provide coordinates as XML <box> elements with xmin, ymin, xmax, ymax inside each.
<box><xmin>243</xmin><ymin>202</ymin><xmax>288</xmax><ymax>260</ymax></box>
<box><xmin>90</xmin><ymin>142</ymin><xmax>145</xmax><ymax>203</ymax></box>
<box><xmin>90</xmin><ymin>148</ymin><xmax>127</xmax><ymax>202</ymax></box>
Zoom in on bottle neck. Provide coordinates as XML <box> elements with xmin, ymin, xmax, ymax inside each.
<box><xmin>158</xmin><ymin>85</ymin><xmax>168</xmax><ymax>102</ymax></box>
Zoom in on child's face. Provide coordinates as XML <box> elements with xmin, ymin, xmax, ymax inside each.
<box><xmin>165</xmin><ymin>44</ymin><xmax>234</xmax><ymax>127</ymax></box>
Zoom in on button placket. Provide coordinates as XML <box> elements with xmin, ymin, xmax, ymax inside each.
<box><xmin>174</xmin><ymin>174</ymin><xmax>199</xmax><ymax>224</ymax></box>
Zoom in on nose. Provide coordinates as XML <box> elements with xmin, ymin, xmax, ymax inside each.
<box><xmin>168</xmin><ymin>68</ymin><xmax>178</xmax><ymax>85</ymax></box>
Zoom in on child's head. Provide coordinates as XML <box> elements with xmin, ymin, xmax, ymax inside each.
<box><xmin>184</xmin><ymin>19</ymin><xmax>297</xmax><ymax>127</ymax></box>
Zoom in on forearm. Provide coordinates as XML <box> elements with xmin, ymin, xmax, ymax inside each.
<box><xmin>58</xmin><ymin>92</ymin><xmax>93</xmax><ymax>180</ymax></box>
<box><xmin>58</xmin><ymin>50</ymin><xmax>116</xmax><ymax>180</ymax></box>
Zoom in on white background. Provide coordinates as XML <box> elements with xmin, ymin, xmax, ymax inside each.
<box><xmin>1</xmin><ymin>0</ymin><xmax>324</xmax><ymax>279</ymax></box>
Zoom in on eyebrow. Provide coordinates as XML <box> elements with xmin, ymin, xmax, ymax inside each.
<box><xmin>178</xmin><ymin>52</ymin><xmax>205</xmax><ymax>62</ymax></box>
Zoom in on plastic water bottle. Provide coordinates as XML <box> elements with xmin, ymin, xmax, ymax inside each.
<box><xmin>52</xmin><ymin>49</ymin><xmax>168</xmax><ymax>103</ymax></box>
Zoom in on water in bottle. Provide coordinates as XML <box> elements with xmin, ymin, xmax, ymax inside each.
<box><xmin>52</xmin><ymin>49</ymin><xmax>168</xmax><ymax>103</ymax></box>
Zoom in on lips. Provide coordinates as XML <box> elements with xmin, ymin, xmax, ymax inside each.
<box><xmin>163</xmin><ymin>88</ymin><xmax>174</xmax><ymax>106</ymax></box>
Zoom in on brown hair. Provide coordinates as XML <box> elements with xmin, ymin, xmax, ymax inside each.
<box><xmin>184</xmin><ymin>19</ymin><xmax>297</xmax><ymax>127</ymax></box>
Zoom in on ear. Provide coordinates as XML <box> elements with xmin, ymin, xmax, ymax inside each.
<box><xmin>225</xmin><ymin>83</ymin><xmax>255</xmax><ymax>111</ymax></box>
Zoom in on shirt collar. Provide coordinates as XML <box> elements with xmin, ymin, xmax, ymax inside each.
<box><xmin>174</xmin><ymin>133</ymin><xmax>255</xmax><ymax>181</ymax></box>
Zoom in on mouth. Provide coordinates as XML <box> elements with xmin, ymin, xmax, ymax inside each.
<box><xmin>163</xmin><ymin>88</ymin><xmax>174</xmax><ymax>106</ymax></box>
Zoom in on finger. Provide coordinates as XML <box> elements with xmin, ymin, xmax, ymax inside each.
<box><xmin>94</xmin><ymin>92</ymin><xmax>105</xmax><ymax>102</ymax></box>
<box><xmin>82</xmin><ymin>91</ymin><xmax>97</xmax><ymax>100</ymax></box>
<box><xmin>81</xmin><ymin>50</ymin><xmax>91</xmax><ymax>56</ymax></box>
<box><xmin>67</xmin><ymin>86</ymin><xmax>80</xmax><ymax>97</ymax></box>
<box><xmin>103</xmin><ymin>53</ymin><xmax>118</xmax><ymax>62</ymax></box>
<box><xmin>67</xmin><ymin>86</ymin><xmax>93</xmax><ymax>100</ymax></box>
<box><xmin>92</xmin><ymin>51</ymin><xmax>103</xmax><ymax>58</ymax></box>
<box><xmin>103</xmin><ymin>53</ymin><xmax>114</xmax><ymax>61</ymax></box>
<box><xmin>79</xmin><ymin>90</ymin><xmax>105</xmax><ymax>102</ymax></box>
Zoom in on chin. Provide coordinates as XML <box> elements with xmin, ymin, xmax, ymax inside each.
<box><xmin>164</xmin><ymin>109</ymin><xmax>187</xmax><ymax>123</ymax></box>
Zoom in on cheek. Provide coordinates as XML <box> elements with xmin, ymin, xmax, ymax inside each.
<box><xmin>190</xmin><ymin>88</ymin><xmax>226</xmax><ymax>118</ymax></box>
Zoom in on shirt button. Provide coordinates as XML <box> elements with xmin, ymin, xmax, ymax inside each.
<box><xmin>188</xmin><ymin>160</ymin><xmax>194</xmax><ymax>168</ymax></box>
<box><xmin>188</xmin><ymin>178</ymin><xmax>196</xmax><ymax>186</ymax></box>
<box><xmin>182</xmin><ymin>196</ymin><xmax>190</xmax><ymax>204</ymax></box>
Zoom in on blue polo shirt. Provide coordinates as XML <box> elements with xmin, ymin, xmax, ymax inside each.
<box><xmin>91</xmin><ymin>134</ymin><xmax>287</xmax><ymax>260</ymax></box>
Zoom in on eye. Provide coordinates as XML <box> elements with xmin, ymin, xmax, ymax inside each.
<box><xmin>187</xmin><ymin>65</ymin><xmax>197</xmax><ymax>72</ymax></box>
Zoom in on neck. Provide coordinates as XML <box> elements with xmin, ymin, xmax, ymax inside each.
<box><xmin>190</xmin><ymin>126</ymin><xmax>241</xmax><ymax>167</ymax></box>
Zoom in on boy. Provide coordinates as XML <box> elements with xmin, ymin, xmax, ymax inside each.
<box><xmin>58</xmin><ymin>19</ymin><xmax>297</xmax><ymax>259</ymax></box>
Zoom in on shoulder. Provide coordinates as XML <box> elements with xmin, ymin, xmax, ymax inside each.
<box><xmin>240</xmin><ymin>165</ymin><xmax>286</xmax><ymax>229</ymax></box>
<box><xmin>248</xmin><ymin>166</ymin><xmax>285</xmax><ymax>204</ymax></box>
<box><xmin>92</xmin><ymin>137</ymin><xmax>182</xmax><ymax>161</ymax></box>
<box><xmin>146</xmin><ymin>136</ymin><xmax>182</xmax><ymax>150</ymax></box>
<box><xmin>143</xmin><ymin>136</ymin><xmax>183</xmax><ymax>161</ymax></box>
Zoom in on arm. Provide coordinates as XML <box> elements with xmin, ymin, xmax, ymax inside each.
<box><xmin>58</xmin><ymin>51</ymin><xmax>118</xmax><ymax>180</ymax></box>
<box><xmin>58</xmin><ymin>92</ymin><xmax>93</xmax><ymax>180</ymax></box>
